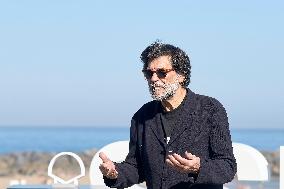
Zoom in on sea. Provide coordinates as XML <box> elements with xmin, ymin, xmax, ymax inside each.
<box><xmin>0</xmin><ymin>126</ymin><xmax>283</xmax><ymax>154</ymax></box>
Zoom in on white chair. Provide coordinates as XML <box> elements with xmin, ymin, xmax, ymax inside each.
<box><xmin>89</xmin><ymin>140</ymin><xmax>146</xmax><ymax>189</ymax></box>
<box><xmin>232</xmin><ymin>142</ymin><xmax>269</xmax><ymax>181</ymax></box>
<box><xmin>224</xmin><ymin>142</ymin><xmax>269</xmax><ymax>189</ymax></box>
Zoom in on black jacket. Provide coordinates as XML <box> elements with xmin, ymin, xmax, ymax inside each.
<box><xmin>105</xmin><ymin>89</ymin><xmax>237</xmax><ymax>189</ymax></box>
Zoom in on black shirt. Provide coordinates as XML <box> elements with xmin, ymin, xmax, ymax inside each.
<box><xmin>160</xmin><ymin>89</ymin><xmax>188</xmax><ymax>142</ymax></box>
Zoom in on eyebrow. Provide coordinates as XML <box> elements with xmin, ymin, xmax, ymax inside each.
<box><xmin>146</xmin><ymin>67</ymin><xmax>173</xmax><ymax>70</ymax></box>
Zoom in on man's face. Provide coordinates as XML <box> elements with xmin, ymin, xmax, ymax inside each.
<box><xmin>143</xmin><ymin>55</ymin><xmax>184</xmax><ymax>101</ymax></box>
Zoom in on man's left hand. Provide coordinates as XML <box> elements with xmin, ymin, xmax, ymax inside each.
<box><xmin>166</xmin><ymin>151</ymin><xmax>200</xmax><ymax>174</ymax></box>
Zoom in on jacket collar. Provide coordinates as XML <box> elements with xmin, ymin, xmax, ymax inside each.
<box><xmin>148</xmin><ymin>88</ymin><xmax>197</xmax><ymax>147</ymax></box>
<box><xmin>167</xmin><ymin>88</ymin><xmax>197</xmax><ymax>146</ymax></box>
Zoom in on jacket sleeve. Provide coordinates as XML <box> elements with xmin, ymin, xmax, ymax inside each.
<box><xmin>194</xmin><ymin>98</ymin><xmax>237</xmax><ymax>184</ymax></box>
<box><xmin>104</xmin><ymin>116</ymin><xmax>145</xmax><ymax>188</ymax></box>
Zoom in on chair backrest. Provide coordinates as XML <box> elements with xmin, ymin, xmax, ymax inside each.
<box><xmin>232</xmin><ymin>142</ymin><xmax>269</xmax><ymax>181</ymax></box>
<box><xmin>89</xmin><ymin>140</ymin><xmax>146</xmax><ymax>189</ymax></box>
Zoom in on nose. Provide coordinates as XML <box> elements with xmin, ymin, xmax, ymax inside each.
<box><xmin>150</xmin><ymin>72</ymin><xmax>159</xmax><ymax>82</ymax></box>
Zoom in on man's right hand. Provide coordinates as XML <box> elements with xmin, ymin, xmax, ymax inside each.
<box><xmin>99</xmin><ymin>152</ymin><xmax>118</xmax><ymax>179</ymax></box>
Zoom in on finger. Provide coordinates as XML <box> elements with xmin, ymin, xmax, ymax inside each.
<box><xmin>166</xmin><ymin>158</ymin><xmax>175</xmax><ymax>167</ymax></box>
<box><xmin>99</xmin><ymin>164</ymin><xmax>109</xmax><ymax>176</ymax></box>
<box><xmin>100</xmin><ymin>162</ymin><xmax>115</xmax><ymax>174</ymax></box>
<box><xmin>166</xmin><ymin>158</ymin><xmax>186</xmax><ymax>173</ymax></box>
<box><xmin>100</xmin><ymin>164</ymin><xmax>118</xmax><ymax>179</ymax></box>
<box><xmin>168</xmin><ymin>155</ymin><xmax>183</xmax><ymax>168</ymax></box>
<box><xmin>185</xmin><ymin>151</ymin><xmax>193</xmax><ymax>156</ymax></box>
<box><xmin>172</xmin><ymin>153</ymin><xmax>189</xmax><ymax>165</ymax></box>
<box><xmin>99</xmin><ymin>163</ymin><xmax>107</xmax><ymax>171</ymax></box>
<box><xmin>100</xmin><ymin>163</ymin><xmax>111</xmax><ymax>172</ymax></box>
<box><xmin>185</xmin><ymin>151</ymin><xmax>195</xmax><ymax>160</ymax></box>
<box><xmin>105</xmin><ymin>162</ymin><xmax>117</xmax><ymax>175</ymax></box>
<box><xmin>99</xmin><ymin>152</ymin><xmax>110</xmax><ymax>163</ymax></box>
<box><xmin>106</xmin><ymin>169</ymin><xmax>118</xmax><ymax>179</ymax></box>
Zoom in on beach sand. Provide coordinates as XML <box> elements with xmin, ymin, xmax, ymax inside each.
<box><xmin>0</xmin><ymin>172</ymin><xmax>91</xmax><ymax>189</ymax></box>
<box><xmin>1</xmin><ymin>174</ymin><xmax>280</xmax><ymax>189</ymax></box>
<box><xmin>0</xmin><ymin>149</ymin><xmax>280</xmax><ymax>189</ymax></box>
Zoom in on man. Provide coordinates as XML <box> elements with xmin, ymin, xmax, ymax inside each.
<box><xmin>99</xmin><ymin>41</ymin><xmax>237</xmax><ymax>189</ymax></box>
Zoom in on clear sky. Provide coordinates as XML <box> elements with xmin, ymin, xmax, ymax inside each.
<box><xmin>0</xmin><ymin>1</ymin><xmax>283</xmax><ymax>128</ymax></box>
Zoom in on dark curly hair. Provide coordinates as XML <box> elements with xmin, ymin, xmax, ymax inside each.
<box><xmin>140</xmin><ymin>41</ymin><xmax>191</xmax><ymax>87</ymax></box>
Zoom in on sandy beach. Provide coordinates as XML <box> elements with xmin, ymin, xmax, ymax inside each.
<box><xmin>0</xmin><ymin>149</ymin><xmax>96</xmax><ymax>189</ymax></box>
<box><xmin>0</xmin><ymin>149</ymin><xmax>280</xmax><ymax>189</ymax></box>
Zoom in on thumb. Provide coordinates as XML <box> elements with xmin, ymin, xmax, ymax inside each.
<box><xmin>99</xmin><ymin>152</ymin><xmax>111</xmax><ymax>163</ymax></box>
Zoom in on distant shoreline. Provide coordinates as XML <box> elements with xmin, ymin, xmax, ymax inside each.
<box><xmin>0</xmin><ymin>148</ymin><xmax>280</xmax><ymax>189</ymax></box>
<box><xmin>0</xmin><ymin>148</ymin><xmax>280</xmax><ymax>177</ymax></box>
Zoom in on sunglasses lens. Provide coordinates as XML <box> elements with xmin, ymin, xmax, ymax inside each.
<box><xmin>143</xmin><ymin>70</ymin><xmax>153</xmax><ymax>79</ymax></box>
<box><xmin>157</xmin><ymin>70</ymin><xmax>167</xmax><ymax>78</ymax></box>
<box><xmin>142</xmin><ymin>69</ymin><xmax>171</xmax><ymax>79</ymax></box>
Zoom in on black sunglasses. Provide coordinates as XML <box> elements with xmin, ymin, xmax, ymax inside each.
<box><xmin>142</xmin><ymin>68</ymin><xmax>174</xmax><ymax>79</ymax></box>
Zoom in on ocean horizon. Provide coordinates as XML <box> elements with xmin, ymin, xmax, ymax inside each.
<box><xmin>0</xmin><ymin>126</ymin><xmax>283</xmax><ymax>154</ymax></box>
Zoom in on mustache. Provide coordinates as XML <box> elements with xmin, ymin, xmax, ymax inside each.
<box><xmin>149</xmin><ymin>82</ymin><xmax>165</xmax><ymax>88</ymax></box>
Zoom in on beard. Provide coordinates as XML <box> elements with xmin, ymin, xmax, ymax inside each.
<box><xmin>148</xmin><ymin>80</ymin><xmax>180</xmax><ymax>101</ymax></box>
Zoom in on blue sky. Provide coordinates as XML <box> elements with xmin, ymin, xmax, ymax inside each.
<box><xmin>0</xmin><ymin>1</ymin><xmax>283</xmax><ymax>128</ymax></box>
